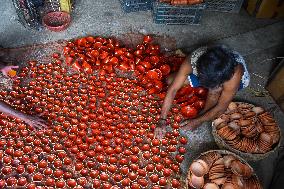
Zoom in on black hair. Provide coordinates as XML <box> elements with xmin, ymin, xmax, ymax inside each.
<box><xmin>196</xmin><ymin>46</ymin><xmax>238</xmax><ymax>89</ymax></box>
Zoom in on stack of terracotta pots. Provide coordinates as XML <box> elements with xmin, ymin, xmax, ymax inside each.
<box><xmin>188</xmin><ymin>151</ymin><xmax>262</xmax><ymax>189</ymax></box>
<box><xmin>213</xmin><ymin>102</ymin><xmax>280</xmax><ymax>157</ymax></box>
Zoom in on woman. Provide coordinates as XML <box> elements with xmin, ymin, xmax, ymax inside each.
<box><xmin>155</xmin><ymin>45</ymin><xmax>250</xmax><ymax>139</ymax></box>
<box><xmin>0</xmin><ymin>48</ymin><xmax>47</xmax><ymax>130</ymax></box>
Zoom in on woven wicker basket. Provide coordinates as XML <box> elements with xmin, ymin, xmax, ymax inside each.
<box><xmin>186</xmin><ymin>150</ymin><xmax>263</xmax><ymax>189</ymax></box>
<box><xmin>212</xmin><ymin>102</ymin><xmax>282</xmax><ymax>161</ymax></box>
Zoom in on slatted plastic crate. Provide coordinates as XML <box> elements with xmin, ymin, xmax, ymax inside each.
<box><xmin>12</xmin><ymin>0</ymin><xmax>43</xmax><ymax>30</ymax></box>
<box><xmin>153</xmin><ymin>2</ymin><xmax>206</xmax><ymax>25</ymax></box>
<box><xmin>205</xmin><ymin>0</ymin><xmax>245</xmax><ymax>13</ymax></box>
<box><xmin>119</xmin><ymin>0</ymin><xmax>154</xmax><ymax>13</ymax></box>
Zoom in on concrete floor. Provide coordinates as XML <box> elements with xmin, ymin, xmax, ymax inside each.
<box><xmin>1</xmin><ymin>0</ymin><xmax>284</xmax><ymax>188</ymax></box>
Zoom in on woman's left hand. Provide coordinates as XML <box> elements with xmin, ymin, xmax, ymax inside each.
<box><xmin>1</xmin><ymin>65</ymin><xmax>18</xmax><ymax>77</ymax></box>
<box><xmin>180</xmin><ymin>119</ymin><xmax>201</xmax><ymax>131</ymax></box>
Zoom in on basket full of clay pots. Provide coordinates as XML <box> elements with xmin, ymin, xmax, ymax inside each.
<box><xmin>187</xmin><ymin>150</ymin><xmax>262</xmax><ymax>189</ymax></box>
<box><xmin>212</xmin><ymin>102</ymin><xmax>281</xmax><ymax>161</ymax></box>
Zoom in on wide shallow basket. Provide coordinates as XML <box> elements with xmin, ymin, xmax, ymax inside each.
<box><xmin>187</xmin><ymin>150</ymin><xmax>263</xmax><ymax>189</ymax></box>
<box><xmin>119</xmin><ymin>0</ymin><xmax>154</xmax><ymax>13</ymax></box>
<box><xmin>212</xmin><ymin>102</ymin><xmax>281</xmax><ymax>161</ymax></box>
<box><xmin>205</xmin><ymin>0</ymin><xmax>244</xmax><ymax>13</ymax></box>
<box><xmin>153</xmin><ymin>1</ymin><xmax>206</xmax><ymax>25</ymax></box>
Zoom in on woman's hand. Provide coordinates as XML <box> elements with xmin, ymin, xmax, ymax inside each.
<box><xmin>154</xmin><ymin>119</ymin><xmax>167</xmax><ymax>139</ymax></box>
<box><xmin>23</xmin><ymin>115</ymin><xmax>48</xmax><ymax>130</ymax></box>
<box><xmin>1</xmin><ymin>65</ymin><xmax>18</xmax><ymax>77</ymax></box>
<box><xmin>180</xmin><ymin>119</ymin><xmax>201</xmax><ymax>131</ymax></box>
<box><xmin>0</xmin><ymin>101</ymin><xmax>48</xmax><ymax>130</ymax></box>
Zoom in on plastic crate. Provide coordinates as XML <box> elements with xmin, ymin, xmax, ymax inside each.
<box><xmin>205</xmin><ymin>0</ymin><xmax>245</xmax><ymax>13</ymax></box>
<box><xmin>119</xmin><ymin>0</ymin><xmax>154</xmax><ymax>13</ymax></box>
<box><xmin>12</xmin><ymin>0</ymin><xmax>43</xmax><ymax>30</ymax></box>
<box><xmin>153</xmin><ymin>2</ymin><xmax>206</xmax><ymax>25</ymax></box>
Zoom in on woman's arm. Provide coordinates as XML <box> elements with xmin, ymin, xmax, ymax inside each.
<box><xmin>155</xmin><ymin>58</ymin><xmax>193</xmax><ymax>139</ymax></box>
<box><xmin>199</xmin><ymin>87</ymin><xmax>222</xmax><ymax>114</ymax></box>
<box><xmin>160</xmin><ymin>58</ymin><xmax>193</xmax><ymax>120</ymax></box>
<box><xmin>181</xmin><ymin>65</ymin><xmax>243</xmax><ymax>130</ymax></box>
<box><xmin>0</xmin><ymin>49</ymin><xmax>18</xmax><ymax>76</ymax></box>
<box><xmin>0</xmin><ymin>101</ymin><xmax>47</xmax><ymax>129</ymax></box>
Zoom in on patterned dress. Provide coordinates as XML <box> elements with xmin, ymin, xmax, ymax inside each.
<box><xmin>188</xmin><ymin>45</ymin><xmax>250</xmax><ymax>90</ymax></box>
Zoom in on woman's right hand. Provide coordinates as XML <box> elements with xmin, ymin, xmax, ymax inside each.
<box><xmin>157</xmin><ymin>60</ymin><xmax>192</xmax><ymax>139</ymax></box>
<box><xmin>154</xmin><ymin>119</ymin><xmax>167</xmax><ymax>139</ymax></box>
<box><xmin>1</xmin><ymin>65</ymin><xmax>18</xmax><ymax>77</ymax></box>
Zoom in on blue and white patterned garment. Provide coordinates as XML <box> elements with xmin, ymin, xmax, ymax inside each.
<box><xmin>188</xmin><ymin>46</ymin><xmax>250</xmax><ymax>90</ymax></box>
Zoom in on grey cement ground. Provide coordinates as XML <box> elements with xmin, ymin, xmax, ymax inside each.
<box><xmin>0</xmin><ymin>0</ymin><xmax>282</xmax><ymax>48</ymax></box>
<box><xmin>1</xmin><ymin>0</ymin><xmax>284</xmax><ymax>188</ymax></box>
